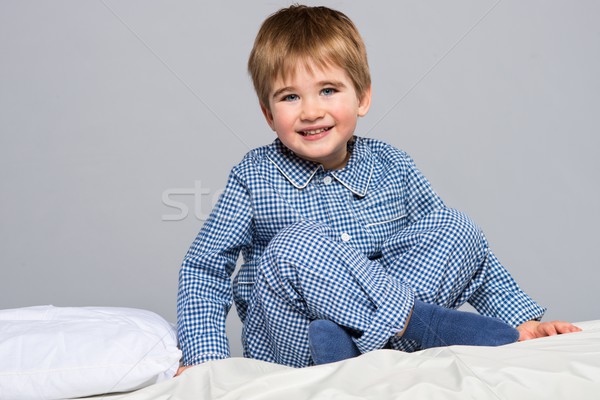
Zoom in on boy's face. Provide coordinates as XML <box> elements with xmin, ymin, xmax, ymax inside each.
<box><xmin>261</xmin><ymin>62</ymin><xmax>371</xmax><ymax>170</ymax></box>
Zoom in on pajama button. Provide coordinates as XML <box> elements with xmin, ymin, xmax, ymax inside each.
<box><xmin>323</xmin><ymin>176</ymin><xmax>332</xmax><ymax>185</ymax></box>
<box><xmin>341</xmin><ymin>233</ymin><xmax>351</xmax><ymax>242</ymax></box>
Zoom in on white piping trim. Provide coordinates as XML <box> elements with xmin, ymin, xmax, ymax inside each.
<box><xmin>267</xmin><ymin>155</ymin><xmax>319</xmax><ymax>189</ymax></box>
<box><xmin>365</xmin><ymin>213</ymin><xmax>407</xmax><ymax>228</ymax></box>
<box><xmin>332</xmin><ymin>160</ymin><xmax>373</xmax><ymax>197</ymax></box>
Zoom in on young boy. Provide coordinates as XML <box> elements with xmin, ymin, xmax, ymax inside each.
<box><xmin>176</xmin><ymin>5</ymin><xmax>579</xmax><ymax>372</ymax></box>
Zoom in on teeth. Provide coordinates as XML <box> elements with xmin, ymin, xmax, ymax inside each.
<box><xmin>302</xmin><ymin>127</ymin><xmax>329</xmax><ymax>136</ymax></box>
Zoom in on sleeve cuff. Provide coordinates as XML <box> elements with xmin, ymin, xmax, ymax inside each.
<box><xmin>183</xmin><ymin>353</ymin><xmax>229</xmax><ymax>366</ymax></box>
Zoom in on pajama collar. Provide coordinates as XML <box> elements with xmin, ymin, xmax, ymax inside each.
<box><xmin>267</xmin><ymin>137</ymin><xmax>374</xmax><ymax>197</ymax></box>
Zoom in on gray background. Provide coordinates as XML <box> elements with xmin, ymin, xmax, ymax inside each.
<box><xmin>1</xmin><ymin>0</ymin><xmax>598</xmax><ymax>357</ymax></box>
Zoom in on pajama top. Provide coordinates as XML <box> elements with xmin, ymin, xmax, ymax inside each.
<box><xmin>177</xmin><ymin>136</ymin><xmax>545</xmax><ymax>366</ymax></box>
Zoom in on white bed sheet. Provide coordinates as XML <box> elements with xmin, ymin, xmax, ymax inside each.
<box><xmin>100</xmin><ymin>320</ymin><xmax>600</xmax><ymax>399</ymax></box>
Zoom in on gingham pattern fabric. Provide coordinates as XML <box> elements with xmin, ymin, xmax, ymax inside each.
<box><xmin>243</xmin><ymin>220</ymin><xmax>414</xmax><ymax>367</ymax></box>
<box><xmin>177</xmin><ymin>137</ymin><xmax>545</xmax><ymax>367</ymax></box>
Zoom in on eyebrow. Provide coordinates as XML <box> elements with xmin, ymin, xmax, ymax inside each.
<box><xmin>272</xmin><ymin>86</ymin><xmax>294</xmax><ymax>100</ymax></box>
<box><xmin>271</xmin><ymin>80</ymin><xmax>347</xmax><ymax>100</ymax></box>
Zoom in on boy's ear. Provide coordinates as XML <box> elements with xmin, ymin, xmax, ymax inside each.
<box><xmin>357</xmin><ymin>85</ymin><xmax>372</xmax><ymax>117</ymax></box>
<box><xmin>260</xmin><ymin>103</ymin><xmax>276</xmax><ymax>131</ymax></box>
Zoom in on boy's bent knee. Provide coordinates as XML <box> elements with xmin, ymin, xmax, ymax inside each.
<box><xmin>381</xmin><ymin>207</ymin><xmax>488</xmax><ymax>268</ymax></box>
<box><xmin>266</xmin><ymin>220</ymin><xmax>328</xmax><ymax>252</ymax></box>
<box><xmin>404</xmin><ymin>207</ymin><xmax>486</xmax><ymax>248</ymax></box>
<box><xmin>259</xmin><ymin>220</ymin><xmax>331</xmax><ymax>273</ymax></box>
<box><xmin>437</xmin><ymin>208</ymin><xmax>484</xmax><ymax>243</ymax></box>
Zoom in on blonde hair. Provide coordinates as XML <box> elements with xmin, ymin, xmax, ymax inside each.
<box><xmin>248</xmin><ymin>5</ymin><xmax>371</xmax><ymax>109</ymax></box>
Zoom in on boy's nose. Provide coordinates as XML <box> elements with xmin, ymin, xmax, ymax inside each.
<box><xmin>300</xmin><ymin>99</ymin><xmax>324</xmax><ymax>121</ymax></box>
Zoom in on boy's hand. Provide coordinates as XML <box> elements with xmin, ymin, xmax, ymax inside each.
<box><xmin>516</xmin><ymin>320</ymin><xmax>582</xmax><ymax>341</ymax></box>
<box><xmin>175</xmin><ymin>365</ymin><xmax>193</xmax><ymax>377</ymax></box>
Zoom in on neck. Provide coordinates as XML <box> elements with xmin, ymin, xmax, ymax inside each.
<box><xmin>322</xmin><ymin>150</ymin><xmax>351</xmax><ymax>170</ymax></box>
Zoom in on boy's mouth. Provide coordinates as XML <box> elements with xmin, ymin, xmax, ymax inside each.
<box><xmin>298</xmin><ymin>126</ymin><xmax>332</xmax><ymax>136</ymax></box>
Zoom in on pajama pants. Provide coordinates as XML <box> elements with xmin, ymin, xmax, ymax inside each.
<box><xmin>242</xmin><ymin>208</ymin><xmax>499</xmax><ymax>367</ymax></box>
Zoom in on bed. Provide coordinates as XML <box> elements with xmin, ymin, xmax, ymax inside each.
<box><xmin>106</xmin><ymin>320</ymin><xmax>600</xmax><ymax>399</ymax></box>
<box><xmin>1</xmin><ymin>306</ymin><xmax>599</xmax><ymax>399</ymax></box>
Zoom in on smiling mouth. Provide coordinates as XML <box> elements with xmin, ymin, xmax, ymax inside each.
<box><xmin>299</xmin><ymin>127</ymin><xmax>332</xmax><ymax>136</ymax></box>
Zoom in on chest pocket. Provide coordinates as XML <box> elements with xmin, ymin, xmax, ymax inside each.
<box><xmin>353</xmin><ymin>185</ymin><xmax>408</xmax><ymax>240</ymax></box>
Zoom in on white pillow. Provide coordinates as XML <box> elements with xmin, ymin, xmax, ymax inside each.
<box><xmin>0</xmin><ymin>305</ymin><xmax>182</xmax><ymax>400</ymax></box>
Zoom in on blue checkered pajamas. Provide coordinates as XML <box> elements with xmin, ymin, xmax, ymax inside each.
<box><xmin>177</xmin><ymin>137</ymin><xmax>546</xmax><ymax>367</ymax></box>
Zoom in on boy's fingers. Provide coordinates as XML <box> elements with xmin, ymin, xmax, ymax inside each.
<box><xmin>571</xmin><ymin>324</ymin><xmax>583</xmax><ymax>332</ymax></box>
<box><xmin>540</xmin><ymin>322</ymin><xmax>558</xmax><ymax>336</ymax></box>
<box><xmin>555</xmin><ymin>321</ymin><xmax>582</xmax><ymax>334</ymax></box>
<box><xmin>175</xmin><ymin>365</ymin><xmax>192</xmax><ymax>377</ymax></box>
<box><xmin>542</xmin><ymin>321</ymin><xmax>581</xmax><ymax>336</ymax></box>
<box><xmin>518</xmin><ymin>320</ymin><xmax>582</xmax><ymax>341</ymax></box>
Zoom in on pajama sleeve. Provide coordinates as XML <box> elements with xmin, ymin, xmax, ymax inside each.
<box><xmin>466</xmin><ymin>249</ymin><xmax>546</xmax><ymax>326</ymax></box>
<box><xmin>400</xmin><ymin>153</ymin><xmax>445</xmax><ymax>224</ymax></box>
<box><xmin>177</xmin><ymin>169</ymin><xmax>254</xmax><ymax>366</ymax></box>
<box><xmin>400</xmin><ymin>153</ymin><xmax>545</xmax><ymax>326</ymax></box>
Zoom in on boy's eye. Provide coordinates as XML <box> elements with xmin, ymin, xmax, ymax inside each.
<box><xmin>321</xmin><ymin>88</ymin><xmax>337</xmax><ymax>96</ymax></box>
<box><xmin>282</xmin><ymin>94</ymin><xmax>299</xmax><ymax>102</ymax></box>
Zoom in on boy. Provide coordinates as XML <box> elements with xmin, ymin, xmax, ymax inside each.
<box><xmin>176</xmin><ymin>5</ymin><xmax>579</xmax><ymax>372</ymax></box>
